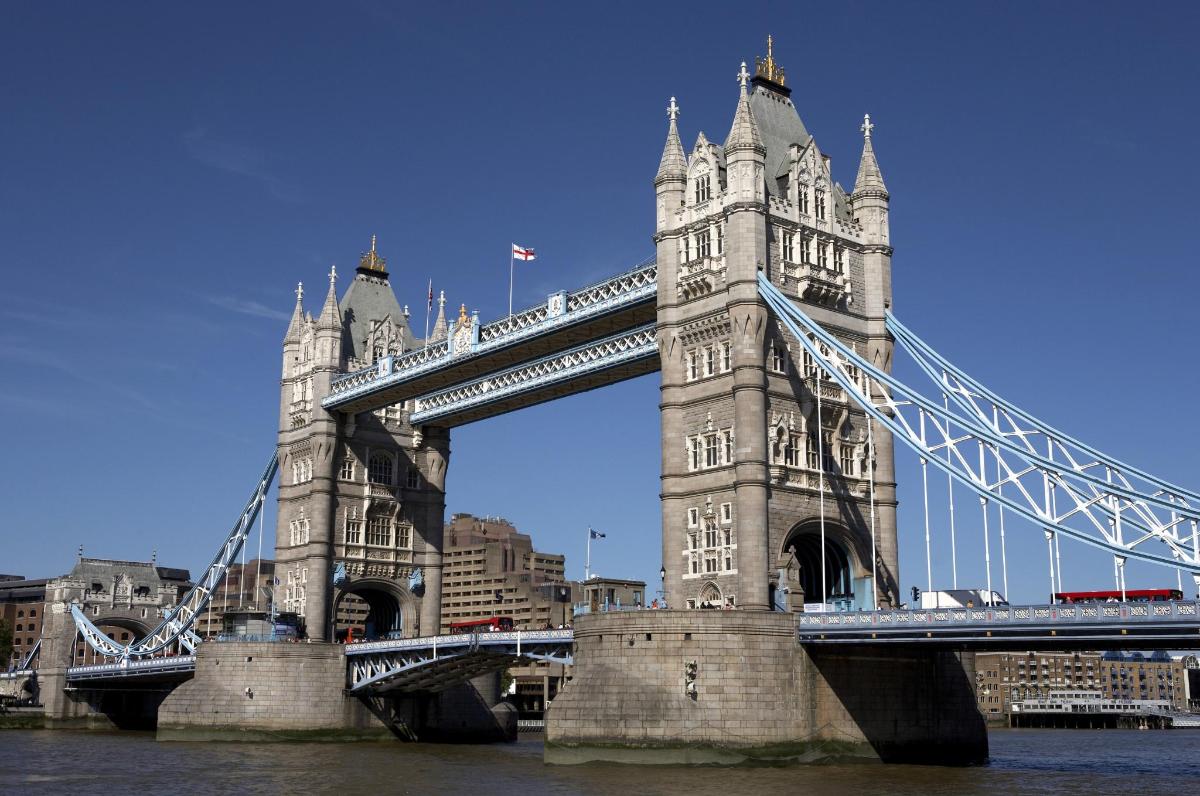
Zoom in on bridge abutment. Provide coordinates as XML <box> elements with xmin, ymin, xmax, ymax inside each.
<box><xmin>156</xmin><ymin>642</ymin><xmax>515</xmax><ymax>742</ymax></box>
<box><xmin>545</xmin><ymin>611</ymin><xmax>987</xmax><ymax>765</ymax></box>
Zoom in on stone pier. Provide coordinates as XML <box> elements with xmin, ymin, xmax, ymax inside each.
<box><xmin>545</xmin><ymin>611</ymin><xmax>987</xmax><ymax>765</ymax></box>
<box><xmin>157</xmin><ymin>641</ymin><xmax>514</xmax><ymax>742</ymax></box>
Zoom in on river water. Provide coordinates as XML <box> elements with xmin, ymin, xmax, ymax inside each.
<box><xmin>1</xmin><ymin>729</ymin><xmax>1197</xmax><ymax>795</ymax></box>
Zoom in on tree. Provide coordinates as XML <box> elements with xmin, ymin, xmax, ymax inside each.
<box><xmin>0</xmin><ymin>619</ymin><xmax>12</xmax><ymax>668</ymax></box>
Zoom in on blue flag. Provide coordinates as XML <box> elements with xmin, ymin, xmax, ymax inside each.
<box><xmin>590</xmin><ymin>529</ymin><xmax>606</xmax><ymax>540</ymax></box>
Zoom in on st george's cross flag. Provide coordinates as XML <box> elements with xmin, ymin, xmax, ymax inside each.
<box><xmin>512</xmin><ymin>244</ymin><xmax>536</xmax><ymax>261</ymax></box>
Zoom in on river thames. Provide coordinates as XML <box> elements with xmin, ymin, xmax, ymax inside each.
<box><xmin>1</xmin><ymin>729</ymin><xmax>1198</xmax><ymax>795</ymax></box>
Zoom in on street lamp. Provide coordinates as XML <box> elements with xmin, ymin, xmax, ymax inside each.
<box><xmin>658</xmin><ymin>566</ymin><xmax>666</xmax><ymax>607</ymax></box>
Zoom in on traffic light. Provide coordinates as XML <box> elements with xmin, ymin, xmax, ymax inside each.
<box><xmin>911</xmin><ymin>586</ymin><xmax>921</xmax><ymax>605</ymax></box>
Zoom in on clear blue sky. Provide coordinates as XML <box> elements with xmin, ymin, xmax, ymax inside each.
<box><xmin>2</xmin><ymin>2</ymin><xmax>1198</xmax><ymax>603</ymax></box>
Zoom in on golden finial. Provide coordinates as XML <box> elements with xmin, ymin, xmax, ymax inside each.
<box><xmin>754</xmin><ymin>34</ymin><xmax>786</xmax><ymax>86</ymax></box>
<box><xmin>458</xmin><ymin>303</ymin><xmax>469</xmax><ymax>324</ymax></box>
<box><xmin>359</xmin><ymin>235</ymin><xmax>387</xmax><ymax>273</ymax></box>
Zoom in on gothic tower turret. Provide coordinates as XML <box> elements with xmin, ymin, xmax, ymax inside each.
<box><xmin>657</xmin><ymin>39</ymin><xmax>899</xmax><ymax>613</ymax></box>
<box><xmin>276</xmin><ymin>238</ymin><xmax>445</xmax><ymax>641</ymax></box>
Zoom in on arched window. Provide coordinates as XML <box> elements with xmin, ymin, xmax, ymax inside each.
<box><xmin>14</xmin><ymin>624</ymin><xmax>22</xmax><ymax>632</ymax></box>
<box><xmin>16</xmin><ymin>610</ymin><xmax>23</xmax><ymax>618</ymax></box>
<box><xmin>368</xmin><ymin>453</ymin><xmax>393</xmax><ymax>485</ymax></box>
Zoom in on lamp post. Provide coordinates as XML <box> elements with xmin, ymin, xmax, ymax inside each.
<box><xmin>659</xmin><ymin>565</ymin><xmax>666</xmax><ymax>607</ymax></box>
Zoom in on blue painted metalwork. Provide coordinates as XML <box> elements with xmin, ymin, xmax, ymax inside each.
<box><xmin>346</xmin><ymin>629</ymin><xmax>573</xmax><ymax>693</ymax></box>
<box><xmin>71</xmin><ymin>453</ymin><xmax>278</xmax><ymax>661</ymax></box>
<box><xmin>408</xmin><ymin>324</ymin><xmax>657</xmax><ymax>425</ymax></box>
<box><xmin>758</xmin><ymin>274</ymin><xmax>1200</xmax><ymax>574</ymax></box>
<box><xmin>324</xmin><ymin>258</ymin><xmax>656</xmax><ymax>409</ymax></box>
<box><xmin>797</xmin><ymin>601</ymin><xmax>1200</xmax><ymax>647</ymax></box>
<box><xmin>66</xmin><ymin>655</ymin><xmax>197</xmax><ymax>682</ymax></box>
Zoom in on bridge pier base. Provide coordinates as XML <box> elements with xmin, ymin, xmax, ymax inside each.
<box><xmin>156</xmin><ymin>642</ymin><xmax>516</xmax><ymax>742</ymax></box>
<box><xmin>545</xmin><ymin>611</ymin><xmax>987</xmax><ymax>766</ymax></box>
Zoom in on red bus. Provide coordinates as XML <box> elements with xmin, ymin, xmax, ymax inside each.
<box><xmin>448</xmin><ymin>617</ymin><xmax>514</xmax><ymax>634</ymax></box>
<box><xmin>1053</xmin><ymin>588</ymin><xmax>1182</xmax><ymax>604</ymax></box>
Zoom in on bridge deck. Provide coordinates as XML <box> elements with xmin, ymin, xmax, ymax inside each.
<box><xmin>324</xmin><ymin>261</ymin><xmax>656</xmax><ymax>415</ymax></box>
<box><xmin>797</xmin><ymin>601</ymin><xmax>1200</xmax><ymax>650</ymax></box>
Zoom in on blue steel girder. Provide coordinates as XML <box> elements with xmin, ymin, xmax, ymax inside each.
<box><xmin>69</xmin><ymin>454</ymin><xmax>278</xmax><ymax>661</ymax></box>
<box><xmin>757</xmin><ymin>275</ymin><xmax>1200</xmax><ymax>578</ymax></box>
<box><xmin>408</xmin><ymin>324</ymin><xmax>658</xmax><ymax>427</ymax></box>
<box><xmin>323</xmin><ymin>259</ymin><xmax>657</xmax><ymax>415</ymax></box>
<box><xmin>346</xmin><ymin>630</ymin><xmax>574</xmax><ymax>694</ymax></box>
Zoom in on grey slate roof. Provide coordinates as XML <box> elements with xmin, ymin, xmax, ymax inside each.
<box><xmin>339</xmin><ymin>273</ymin><xmax>417</xmax><ymax>362</ymax></box>
<box><xmin>748</xmin><ymin>85</ymin><xmax>810</xmax><ymax>196</ymax></box>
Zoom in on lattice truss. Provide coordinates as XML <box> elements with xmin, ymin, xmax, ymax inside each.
<box><xmin>347</xmin><ymin>632</ymin><xmax>574</xmax><ymax>694</ymax></box>
<box><xmin>71</xmin><ymin>454</ymin><xmax>279</xmax><ymax>661</ymax></box>
<box><xmin>758</xmin><ymin>275</ymin><xmax>1200</xmax><ymax>590</ymax></box>
<box><xmin>330</xmin><ymin>258</ymin><xmax>658</xmax><ymax>402</ymax></box>
<box><xmin>410</xmin><ymin>325</ymin><xmax>657</xmax><ymax>423</ymax></box>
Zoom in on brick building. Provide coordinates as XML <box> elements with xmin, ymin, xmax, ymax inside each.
<box><xmin>975</xmin><ymin>650</ymin><xmax>1191</xmax><ymax>721</ymax></box>
<box><xmin>0</xmin><ymin>577</ymin><xmax>47</xmax><ymax>670</ymax></box>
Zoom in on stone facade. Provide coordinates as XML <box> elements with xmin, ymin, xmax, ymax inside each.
<box><xmin>655</xmin><ymin>45</ymin><xmax>897</xmax><ymax>614</ymax></box>
<box><xmin>277</xmin><ymin>242</ymin><xmax>449</xmax><ymax>641</ymax></box>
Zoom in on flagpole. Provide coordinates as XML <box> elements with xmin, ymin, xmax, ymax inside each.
<box><xmin>424</xmin><ymin>278</ymin><xmax>432</xmax><ymax>350</ymax></box>
<box><xmin>508</xmin><ymin>245</ymin><xmax>515</xmax><ymax>317</ymax></box>
<box><xmin>585</xmin><ymin>526</ymin><xmax>591</xmax><ymax>582</ymax></box>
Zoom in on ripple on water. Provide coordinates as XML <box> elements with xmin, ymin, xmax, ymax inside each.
<box><xmin>1</xmin><ymin>729</ymin><xmax>1198</xmax><ymax>796</ymax></box>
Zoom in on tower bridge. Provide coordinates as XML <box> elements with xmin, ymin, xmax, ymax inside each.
<box><xmin>33</xmin><ymin>39</ymin><xmax>1200</xmax><ymax>763</ymax></box>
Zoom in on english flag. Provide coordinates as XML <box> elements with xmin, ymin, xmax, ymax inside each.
<box><xmin>512</xmin><ymin>244</ymin><xmax>536</xmax><ymax>261</ymax></box>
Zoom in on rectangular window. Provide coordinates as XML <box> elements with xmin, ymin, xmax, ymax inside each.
<box><xmin>720</xmin><ymin>341</ymin><xmax>731</xmax><ymax>372</ymax></box>
<box><xmin>818</xmin><ymin>241</ymin><xmax>829</xmax><ymax>269</ymax></box>
<box><xmin>690</xmin><ymin>532</ymin><xmax>699</xmax><ymax>550</ymax></box>
<box><xmin>704</xmin><ymin>555</ymin><xmax>718</xmax><ymax>573</ymax></box>
<box><xmin>695</xmin><ymin>174</ymin><xmax>711</xmax><ymax>203</ymax></box>
<box><xmin>687</xmin><ymin>351</ymin><xmax>698</xmax><ymax>381</ymax></box>
<box><xmin>786</xmin><ymin>433</ymin><xmax>804</xmax><ymax>467</ymax></box>
<box><xmin>687</xmin><ymin>507</ymin><xmax>699</xmax><ymax>527</ymax></box>
<box><xmin>688</xmin><ymin>437</ymin><xmax>701</xmax><ymax>471</ymax></box>
<box><xmin>704</xmin><ymin>526</ymin><xmax>718</xmax><ymax>548</ymax></box>
<box><xmin>704</xmin><ymin>346</ymin><xmax>715</xmax><ymax>377</ymax></box>
<box><xmin>367</xmin><ymin>517</ymin><xmax>391</xmax><ymax>547</ymax></box>
<box><xmin>770</xmin><ymin>341</ymin><xmax>787</xmax><ymax>374</ymax></box>
<box><xmin>345</xmin><ymin>519</ymin><xmax>362</xmax><ymax>545</ymax></box>
<box><xmin>725</xmin><ymin>555</ymin><xmax>733</xmax><ymax>571</ymax></box>
<box><xmin>801</xmin><ymin>235</ymin><xmax>812</xmax><ymax>265</ymax></box>
<box><xmin>395</xmin><ymin>525</ymin><xmax>411</xmax><ymax>548</ymax></box>
<box><xmin>705</xmin><ymin>434</ymin><xmax>719</xmax><ymax>467</ymax></box>
<box><xmin>835</xmin><ymin>246</ymin><xmax>845</xmax><ymax>274</ymax></box>
<box><xmin>721</xmin><ymin>430</ymin><xmax>733</xmax><ymax>464</ymax></box>
<box><xmin>716</xmin><ymin>224</ymin><xmax>724</xmax><ymax>255</ymax></box>
<box><xmin>406</xmin><ymin>467</ymin><xmax>420</xmax><ymax>489</ymax></box>
<box><xmin>723</xmin><ymin>528</ymin><xmax>733</xmax><ymax>546</ymax></box>
<box><xmin>798</xmin><ymin>185</ymin><xmax>809</xmax><ymax>214</ymax></box>
<box><xmin>720</xmin><ymin>502</ymin><xmax>732</xmax><ymax>523</ymax></box>
<box><xmin>816</xmin><ymin>190</ymin><xmax>827</xmax><ymax>220</ymax></box>
<box><xmin>782</xmin><ymin>231</ymin><xmax>794</xmax><ymax>263</ymax></box>
<box><xmin>691</xmin><ymin>560</ymin><xmax>699</xmax><ymax>575</ymax></box>
<box><xmin>698</xmin><ymin>228</ymin><xmax>712</xmax><ymax>258</ymax></box>
<box><xmin>339</xmin><ymin>458</ymin><xmax>355</xmax><ymax>481</ymax></box>
<box><xmin>839</xmin><ymin>446</ymin><xmax>856</xmax><ymax>477</ymax></box>
<box><xmin>806</xmin><ymin>436</ymin><xmax>820</xmax><ymax>470</ymax></box>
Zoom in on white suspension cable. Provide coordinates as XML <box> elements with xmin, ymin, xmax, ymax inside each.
<box><xmin>996</xmin><ymin>447</ymin><xmax>1010</xmax><ymax>600</ymax></box>
<box><xmin>920</xmin><ymin>410</ymin><xmax>932</xmax><ymax>595</ymax></box>
<box><xmin>255</xmin><ymin>497</ymin><xmax>265</xmax><ymax>612</ymax></box>
<box><xmin>816</xmin><ymin>353</ymin><xmax>827</xmax><ymax>606</ymax></box>
<box><xmin>867</xmin><ymin>413</ymin><xmax>878</xmax><ymax>611</ymax></box>
<box><xmin>944</xmin><ymin>388</ymin><xmax>958</xmax><ymax>589</ymax></box>
<box><xmin>978</xmin><ymin>441</ymin><xmax>993</xmax><ymax>600</ymax></box>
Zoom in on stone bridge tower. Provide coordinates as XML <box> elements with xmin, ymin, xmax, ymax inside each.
<box><xmin>656</xmin><ymin>42</ymin><xmax>899</xmax><ymax>612</ymax></box>
<box><xmin>276</xmin><ymin>239</ymin><xmax>447</xmax><ymax>641</ymax></box>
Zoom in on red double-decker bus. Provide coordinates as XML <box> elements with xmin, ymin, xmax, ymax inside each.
<box><xmin>448</xmin><ymin>616</ymin><xmax>514</xmax><ymax>634</ymax></box>
<box><xmin>1053</xmin><ymin>588</ymin><xmax>1182</xmax><ymax>604</ymax></box>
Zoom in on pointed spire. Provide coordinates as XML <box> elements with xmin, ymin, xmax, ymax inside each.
<box><xmin>655</xmin><ymin>96</ymin><xmax>686</xmax><ymax>186</ymax></box>
<box><xmin>430</xmin><ymin>290</ymin><xmax>448</xmax><ymax>342</ymax></box>
<box><xmin>284</xmin><ymin>281</ymin><xmax>305</xmax><ymax>342</ymax></box>
<box><xmin>317</xmin><ymin>264</ymin><xmax>340</xmax><ymax>329</ymax></box>
<box><xmin>358</xmin><ymin>234</ymin><xmax>387</xmax><ymax>275</ymax></box>
<box><xmin>724</xmin><ymin>62</ymin><xmax>764</xmax><ymax>155</ymax></box>
<box><xmin>852</xmin><ymin>114</ymin><xmax>888</xmax><ymax>197</ymax></box>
